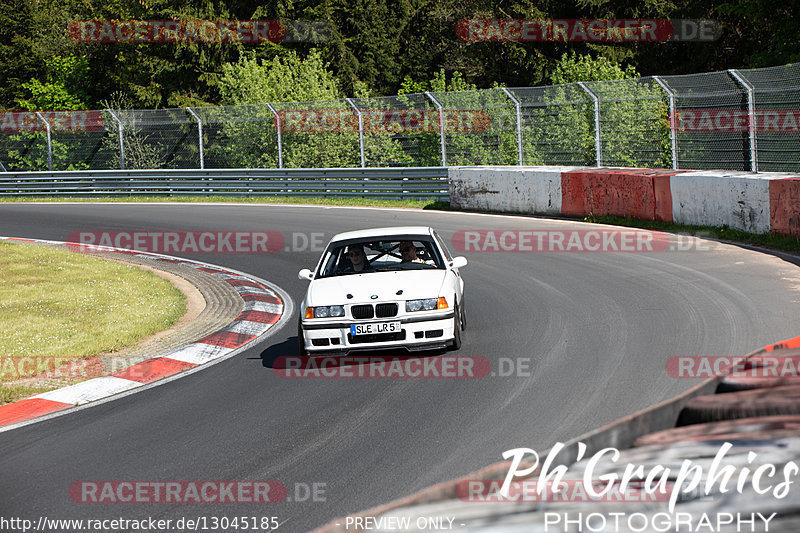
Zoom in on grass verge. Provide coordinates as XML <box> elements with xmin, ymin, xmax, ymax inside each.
<box><xmin>0</xmin><ymin>242</ymin><xmax>186</xmax><ymax>404</ymax></box>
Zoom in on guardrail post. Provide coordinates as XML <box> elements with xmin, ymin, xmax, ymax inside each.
<box><xmin>653</xmin><ymin>76</ymin><xmax>678</xmax><ymax>170</ymax></box>
<box><xmin>266</xmin><ymin>103</ymin><xmax>283</xmax><ymax>169</ymax></box>
<box><xmin>501</xmin><ymin>88</ymin><xmax>524</xmax><ymax>166</ymax></box>
<box><xmin>577</xmin><ymin>82</ymin><xmax>602</xmax><ymax>167</ymax></box>
<box><xmin>345</xmin><ymin>98</ymin><xmax>366</xmax><ymax>168</ymax></box>
<box><xmin>106</xmin><ymin>109</ymin><xmax>126</xmax><ymax>170</ymax></box>
<box><xmin>35</xmin><ymin>112</ymin><xmax>53</xmax><ymax>171</ymax></box>
<box><xmin>728</xmin><ymin>69</ymin><xmax>758</xmax><ymax>173</ymax></box>
<box><xmin>186</xmin><ymin>107</ymin><xmax>205</xmax><ymax>169</ymax></box>
<box><xmin>425</xmin><ymin>92</ymin><xmax>447</xmax><ymax>167</ymax></box>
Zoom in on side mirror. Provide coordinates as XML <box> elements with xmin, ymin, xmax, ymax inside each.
<box><xmin>298</xmin><ymin>268</ymin><xmax>314</xmax><ymax>281</ymax></box>
<box><xmin>451</xmin><ymin>256</ymin><xmax>468</xmax><ymax>269</ymax></box>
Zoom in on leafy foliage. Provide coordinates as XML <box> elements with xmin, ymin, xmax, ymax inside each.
<box><xmin>17</xmin><ymin>55</ymin><xmax>90</xmax><ymax>111</ymax></box>
<box><xmin>0</xmin><ymin>0</ymin><xmax>796</xmax><ymax>171</ymax></box>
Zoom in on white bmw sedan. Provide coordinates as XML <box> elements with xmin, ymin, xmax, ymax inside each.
<box><xmin>297</xmin><ymin>226</ymin><xmax>467</xmax><ymax>355</ymax></box>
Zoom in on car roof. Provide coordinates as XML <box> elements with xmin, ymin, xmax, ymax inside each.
<box><xmin>330</xmin><ymin>226</ymin><xmax>435</xmax><ymax>242</ymax></box>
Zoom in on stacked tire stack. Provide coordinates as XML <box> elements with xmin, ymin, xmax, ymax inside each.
<box><xmin>637</xmin><ymin>337</ymin><xmax>800</xmax><ymax>447</ymax></box>
<box><xmin>570</xmin><ymin>338</ymin><xmax>800</xmax><ymax>532</ymax></box>
<box><xmin>620</xmin><ymin>336</ymin><xmax>800</xmax><ymax>531</ymax></box>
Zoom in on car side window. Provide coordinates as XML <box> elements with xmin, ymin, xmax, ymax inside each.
<box><xmin>318</xmin><ymin>249</ymin><xmax>338</xmax><ymax>277</ymax></box>
<box><xmin>433</xmin><ymin>231</ymin><xmax>453</xmax><ymax>263</ymax></box>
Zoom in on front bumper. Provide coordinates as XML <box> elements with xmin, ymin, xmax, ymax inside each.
<box><xmin>301</xmin><ymin>311</ymin><xmax>455</xmax><ymax>354</ymax></box>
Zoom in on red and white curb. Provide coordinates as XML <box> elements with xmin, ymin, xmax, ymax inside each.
<box><xmin>0</xmin><ymin>236</ymin><xmax>293</xmax><ymax>431</ymax></box>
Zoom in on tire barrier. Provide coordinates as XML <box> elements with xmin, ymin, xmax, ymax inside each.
<box><xmin>634</xmin><ymin>415</ymin><xmax>800</xmax><ymax>446</ymax></box>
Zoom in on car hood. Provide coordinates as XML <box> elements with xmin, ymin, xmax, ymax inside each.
<box><xmin>306</xmin><ymin>270</ymin><xmax>448</xmax><ymax>306</ymax></box>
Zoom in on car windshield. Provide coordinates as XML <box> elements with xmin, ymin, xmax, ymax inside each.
<box><xmin>316</xmin><ymin>238</ymin><xmax>444</xmax><ymax>278</ymax></box>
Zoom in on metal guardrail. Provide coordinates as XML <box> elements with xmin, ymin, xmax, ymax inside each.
<box><xmin>0</xmin><ymin>167</ymin><xmax>450</xmax><ymax>200</ymax></box>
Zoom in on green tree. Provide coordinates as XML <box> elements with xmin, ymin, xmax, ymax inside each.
<box><xmin>5</xmin><ymin>55</ymin><xmax>93</xmax><ymax>171</ymax></box>
<box><xmin>717</xmin><ymin>0</ymin><xmax>800</xmax><ymax>66</ymax></box>
<box><xmin>211</xmin><ymin>50</ymin><xmax>359</xmax><ymax>168</ymax></box>
<box><xmin>217</xmin><ymin>49</ymin><xmax>343</xmax><ymax>104</ymax></box>
<box><xmin>549</xmin><ymin>52</ymin><xmax>638</xmax><ymax>85</ymax></box>
<box><xmin>17</xmin><ymin>55</ymin><xmax>90</xmax><ymax>111</ymax></box>
<box><xmin>526</xmin><ymin>53</ymin><xmax>670</xmax><ymax>167</ymax></box>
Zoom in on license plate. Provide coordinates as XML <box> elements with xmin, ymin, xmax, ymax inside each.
<box><xmin>350</xmin><ymin>322</ymin><xmax>401</xmax><ymax>335</ymax></box>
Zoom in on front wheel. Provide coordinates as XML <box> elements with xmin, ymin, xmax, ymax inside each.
<box><xmin>451</xmin><ymin>305</ymin><xmax>462</xmax><ymax>351</ymax></box>
<box><xmin>297</xmin><ymin>318</ymin><xmax>308</xmax><ymax>356</ymax></box>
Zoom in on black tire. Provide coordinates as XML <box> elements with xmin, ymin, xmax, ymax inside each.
<box><xmin>677</xmin><ymin>385</ymin><xmax>800</xmax><ymax>426</ymax></box>
<box><xmin>634</xmin><ymin>415</ymin><xmax>800</xmax><ymax>446</ymax></box>
<box><xmin>451</xmin><ymin>305</ymin><xmax>462</xmax><ymax>351</ymax></box>
<box><xmin>459</xmin><ymin>296</ymin><xmax>467</xmax><ymax>331</ymax></box>
<box><xmin>297</xmin><ymin>317</ymin><xmax>308</xmax><ymax>357</ymax></box>
<box><xmin>718</xmin><ymin>375</ymin><xmax>800</xmax><ymax>393</ymax></box>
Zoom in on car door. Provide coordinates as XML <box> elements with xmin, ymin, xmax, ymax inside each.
<box><xmin>433</xmin><ymin>230</ymin><xmax>463</xmax><ymax>305</ymax></box>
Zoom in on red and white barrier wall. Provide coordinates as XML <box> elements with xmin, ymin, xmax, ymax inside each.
<box><xmin>449</xmin><ymin>166</ymin><xmax>800</xmax><ymax>237</ymax></box>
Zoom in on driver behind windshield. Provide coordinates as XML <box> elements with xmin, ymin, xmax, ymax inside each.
<box><xmin>346</xmin><ymin>244</ymin><xmax>372</xmax><ymax>272</ymax></box>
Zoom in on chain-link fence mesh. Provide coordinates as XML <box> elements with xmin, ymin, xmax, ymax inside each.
<box><xmin>661</xmin><ymin>71</ymin><xmax>749</xmax><ymax>171</ymax></box>
<box><xmin>3</xmin><ymin>63</ymin><xmax>800</xmax><ymax>172</ymax></box>
<box><xmin>269</xmin><ymin>99</ymin><xmax>361</xmax><ymax>168</ymax></box>
<box><xmin>109</xmin><ymin>108</ymin><xmax>200</xmax><ymax>169</ymax></box>
<box><xmin>0</xmin><ymin>111</ymin><xmax>116</xmax><ymax>171</ymax></box>
<box><xmin>737</xmin><ymin>63</ymin><xmax>800</xmax><ymax>172</ymax></box>
<box><xmin>508</xmin><ymin>84</ymin><xmax>594</xmax><ymax>166</ymax></box>
<box><xmin>350</xmin><ymin>94</ymin><xmax>439</xmax><ymax>167</ymax></box>
<box><xmin>430</xmin><ymin>88</ymin><xmax>518</xmax><ymax>166</ymax></box>
<box><xmin>190</xmin><ymin>104</ymin><xmax>277</xmax><ymax>169</ymax></box>
<box><xmin>588</xmin><ymin>77</ymin><xmax>671</xmax><ymax>168</ymax></box>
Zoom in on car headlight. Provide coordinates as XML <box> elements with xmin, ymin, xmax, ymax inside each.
<box><xmin>405</xmin><ymin>297</ymin><xmax>447</xmax><ymax>312</ymax></box>
<box><xmin>305</xmin><ymin>305</ymin><xmax>345</xmax><ymax>318</ymax></box>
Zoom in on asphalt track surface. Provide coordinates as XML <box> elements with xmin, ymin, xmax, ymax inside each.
<box><xmin>1</xmin><ymin>203</ymin><xmax>799</xmax><ymax>532</ymax></box>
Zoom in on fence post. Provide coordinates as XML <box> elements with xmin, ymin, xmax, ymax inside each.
<box><xmin>501</xmin><ymin>88</ymin><xmax>524</xmax><ymax>165</ymax></box>
<box><xmin>653</xmin><ymin>76</ymin><xmax>678</xmax><ymax>170</ymax></box>
<box><xmin>106</xmin><ymin>109</ymin><xmax>125</xmax><ymax>170</ymax></box>
<box><xmin>577</xmin><ymin>82</ymin><xmax>602</xmax><ymax>167</ymax></box>
<box><xmin>425</xmin><ymin>92</ymin><xmax>447</xmax><ymax>166</ymax></box>
<box><xmin>728</xmin><ymin>69</ymin><xmax>758</xmax><ymax>173</ymax></box>
<box><xmin>345</xmin><ymin>98</ymin><xmax>366</xmax><ymax>168</ymax></box>
<box><xmin>35</xmin><ymin>112</ymin><xmax>53</xmax><ymax>171</ymax></box>
<box><xmin>186</xmin><ymin>107</ymin><xmax>205</xmax><ymax>169</ymax></box>
<box><xmin>266</xmin><ymin>103</ymin><xmax>283</xmax><ymax>169</ymax></box>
